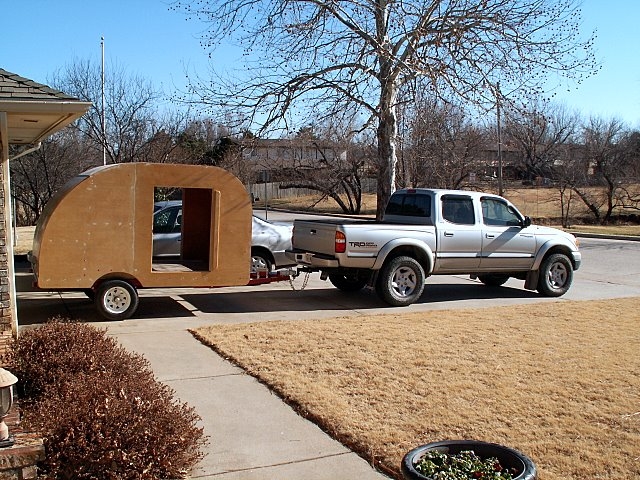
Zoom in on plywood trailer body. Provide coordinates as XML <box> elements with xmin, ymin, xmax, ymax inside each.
<box><xmin>30</xmin><ymin>163</ymin><xmax>253</xmax><ymax>319</ymax></box>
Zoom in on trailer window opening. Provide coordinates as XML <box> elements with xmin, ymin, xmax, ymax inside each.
<box><xmin>152</xmin><ymin>187</ymin><xmax>213</xmax><ymax>273</ymax></box>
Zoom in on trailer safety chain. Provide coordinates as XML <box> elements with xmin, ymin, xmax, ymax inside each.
<box><xmin>288</xmin><ymin>271</ymin><xmax>311</xmax><ymax>291</ymax></box>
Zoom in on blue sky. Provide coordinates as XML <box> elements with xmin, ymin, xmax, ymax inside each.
<box><xmin>2</xmin><ymin>0</ymin><xmax>639</xmax><ymax>127</ymax></box>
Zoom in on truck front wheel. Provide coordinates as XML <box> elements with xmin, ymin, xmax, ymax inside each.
<box><xmin>95</xmin><ymin>280</ymin><xmax>139</xmax><ymax>320</ymax></box>
<box><xmin>537</xmin><ymin>253</ymin><xmax>573</xmax><ymax>297</ymax></box>
<box><xmin>376</xmin><ymin>256</ymin><xmax>425</xmax><ymax>307</ymax></box>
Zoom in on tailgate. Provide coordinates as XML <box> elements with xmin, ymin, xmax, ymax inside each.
<box><xmin>292</xmin><ymin>219</ymin><xmax>342</xmax><ymax>255</ymax></box>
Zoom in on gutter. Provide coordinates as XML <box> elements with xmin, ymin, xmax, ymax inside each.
<box><xmin>9</xmin><ymin>142</ymin><xmax>42</xmax><ymax>161</ymax></box>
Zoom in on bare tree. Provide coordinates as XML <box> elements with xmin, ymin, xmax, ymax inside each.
<box><xmin>570</xmin><ymin>117</ymin><xmax>630</xmax><ymax>223</ymax></box>
<box><xmin>51</xmin><ymin>59</ymin><xmax>167</xmax><ymax>164</ymax></box>
<box><xmin>10</xmin><ymin>130</ymin><xmax>95</xmax><ymax>225</ymax></box>
<box><xmin>275</xmin><ymin>124</ymin><xmax>371</xmax><ymax>214</ymax></box>
<box><xmin>402</xmin><ymin>95</ymin><xmax>487</xmax><ymax>189</ymax></box>
<box><xmin>553</xmin><ymin>142</ymin><xmax>585</xmax><ymax>227</ymax></box>
<box><xmin>173</xmin><ymin>0</ymin><xmax>596</xmax><ymax>218</ymax></box>
<box><xmin>503</xmin><ymin>99</ymin><xmax>580</xmax><ymax>181</ymax></box>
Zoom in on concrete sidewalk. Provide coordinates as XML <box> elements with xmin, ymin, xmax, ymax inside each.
<box><xmin>107</xmin><ymin>322</ymin><xmax>390</xmax><ymax>480</ymax></box>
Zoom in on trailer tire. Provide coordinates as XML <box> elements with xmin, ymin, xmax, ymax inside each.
<box><xmin>95</xmin><ymin>280</ymin><xmax>139</xmax><ymax>321</ymax></box>
<box><xmin>376</xmin><ymin>256</ymin><xmax>425</xmax><ymax>307</ymax></box>
<box><xmin>329</xmin><ymin>273</ymin><xmax>368</xmax><ymax>292</ymax></box>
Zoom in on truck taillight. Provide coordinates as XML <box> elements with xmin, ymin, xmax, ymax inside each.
<box><xmin>335</xmin><ymin>231</ymin><xmax>346</xmax><ymax>253</ymax></box>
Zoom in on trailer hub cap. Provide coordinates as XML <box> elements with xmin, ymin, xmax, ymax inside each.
<box><xmin>103</xmin><ymin>286</ymin><xmax>132</xmax><ymax>314</ymax></box>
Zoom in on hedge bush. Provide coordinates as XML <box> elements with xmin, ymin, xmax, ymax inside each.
<box><xmin>7</xmin><ymin>319</ymin><xmax>207</xmax><ymax>479</ymax></box>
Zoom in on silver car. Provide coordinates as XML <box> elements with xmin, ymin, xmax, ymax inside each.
<box><xmin>152</xmin><ymin>203</ymin><xmax>293</xmax><ymax>271</ymax></box>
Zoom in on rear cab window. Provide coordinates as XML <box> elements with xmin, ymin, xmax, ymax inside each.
<box><xmin>384</xmin><ymin>192</ymin><xmax>432</xmax><ymax>222</ymax></box>
<box><xmin>441</xmin><ymin>195</ymin><xmax>476</xmax><ymax>225</ymax></box>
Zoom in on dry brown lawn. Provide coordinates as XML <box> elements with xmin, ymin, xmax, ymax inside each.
<box><xmin>193</xmin><ymin>298</ymin><xmax>640</xmax><ymax>480</ymax></box>
<box><xmin>13</xmin><ymin>226</ymin><xmax>36</xmax><ymax>256</ymax></box>
<box><xmin>272</xmin><ymin>185</ymin><xmax>639</xmax><ymax>220</ymax></box>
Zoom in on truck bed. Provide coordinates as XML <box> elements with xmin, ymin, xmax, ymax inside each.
<box><xmin>291</xmin><ymin>218</ymin><xmax>437</xmax><ymax>265</ymax></box>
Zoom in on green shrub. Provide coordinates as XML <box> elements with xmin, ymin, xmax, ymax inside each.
<box><xmin>8</xmin><ymin>319</ymin><xmax>207</xmax><ymax>479</ymax></box>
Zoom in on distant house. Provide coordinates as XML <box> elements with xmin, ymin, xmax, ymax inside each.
<box><xmin>219</xmin><ymin>137</ymin><xmax>348</xmax><ymax>180</ymax></box>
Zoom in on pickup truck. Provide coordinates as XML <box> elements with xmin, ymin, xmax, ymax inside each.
<box><xmin>287</xmin><ymin>188</ymin><xmax>581</xmax><ymax>306</ymax></box>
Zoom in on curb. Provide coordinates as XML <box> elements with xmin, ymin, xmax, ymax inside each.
<box><xmin>571</xmin><ymin>232</ymin><xmax>640</xmax><ymax>242</ymax></box>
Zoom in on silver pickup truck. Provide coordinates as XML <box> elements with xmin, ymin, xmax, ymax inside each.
<box><xmin>288</xmin><ymin>188</ymin><xmax>581</xmax><ymax>306</ymax></box>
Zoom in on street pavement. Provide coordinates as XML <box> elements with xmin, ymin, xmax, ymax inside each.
<box><xmin>14</xmin><ymin>235</ymin><xmax>640</xmax><ymax>479</ymax></box>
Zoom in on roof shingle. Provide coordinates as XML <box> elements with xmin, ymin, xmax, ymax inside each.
<box><xmin>0</xmin><ymin>68</ymin><xmax>81</xmax><ymax>102</ymax></box>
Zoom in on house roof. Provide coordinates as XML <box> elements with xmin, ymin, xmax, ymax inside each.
<box><xmin>0</xmin><ymin>68</ymin><xmax>91</xmax><ymax>146</ymax></box>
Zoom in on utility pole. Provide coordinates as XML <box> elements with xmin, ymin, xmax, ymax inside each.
<box><xmin>101</xmin><ymin>36</ymin><xmax>106</xmax><ymax>166</ymax></box>
<box><xmin>495</xmin><ymin>81</ymin><xmax>504</xmax><ymax>196</ymax></box>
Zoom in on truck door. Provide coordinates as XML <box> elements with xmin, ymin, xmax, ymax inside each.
<box><xmin>479</xmin><ymin>197</ymin><xmax>536</xmax><ymax>270</ymax></box>
<box><xmin>436</xmin><ymin>195</ymin><xmax>482</xmax><ymax>271</ymax></box>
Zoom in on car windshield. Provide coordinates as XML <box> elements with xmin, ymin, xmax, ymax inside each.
<box><xmin>153</xmin><ymin>206</ymin><xmax>181</xmax><ymax>234</ymax></box>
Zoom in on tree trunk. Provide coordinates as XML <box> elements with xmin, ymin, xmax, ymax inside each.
<box><xmin>376</xmin><ymin>81</ymin><xmax>398</xmax><ymax>220</ymax></box>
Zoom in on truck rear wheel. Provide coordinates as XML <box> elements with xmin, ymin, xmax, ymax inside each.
<box><xmin>95</xmin><ymin>280</ymin><xmax>139</xmax><ymax>320</ymax></box>
<box><xmin>537</xmin><ymin>253</ymin><xmax>573</xmax><ymax>297</ymax></box>
<box><xmin>329</xmin><ymin>273</ymin><xmax>368</xmax><ymax>292</ymax></box>
<box><xmin>376</xmin><ymin>256</ymin><xmax>425</xmax><ymax>307</ymax></box>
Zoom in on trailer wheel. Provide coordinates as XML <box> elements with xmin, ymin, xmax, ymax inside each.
<box><xmin>95</xmin><ymin>280</ymin><xmax>139</xmax><ymax>320</ymax></box>
<box><xmin>376</xmin><ymin>256</ymin><xmax>425</xmax><ymax>307</ymax></box>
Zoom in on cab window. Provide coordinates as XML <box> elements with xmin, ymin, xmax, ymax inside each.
<box><xmin>385</xmin><ymin>193</ymin><xmax>431</xmax><ymax>217</ymax></box>
<box><xmin>481</xmin><ymin>198</ymin><xmax>522</xmax><ymax>226</ymax></box>
<box><xmin>441</xmin><ymin>196</ymin><xmax>475</xmax><ymax>225</ymax></box>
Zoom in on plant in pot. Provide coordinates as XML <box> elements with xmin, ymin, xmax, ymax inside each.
<box><xmin>401</xmin><ymin>440</ymin><xmax>537</xmax><ymax>480</ymax></box>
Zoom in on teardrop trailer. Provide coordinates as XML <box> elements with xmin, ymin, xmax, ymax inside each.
<box><xmin>29</xmin><ymin>163</ymin><xmax>296</xmax><ymax>320</ymax></box>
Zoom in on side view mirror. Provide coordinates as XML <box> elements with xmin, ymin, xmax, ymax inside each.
<box><xmin>521</xmin><ymin>216</ymin><xmax>532</xmax><ymax>228</ymax></box>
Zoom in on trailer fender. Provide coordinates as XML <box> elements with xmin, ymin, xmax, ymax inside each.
<box><xmin>92</xmin><ymin>273</ymin><xmax>143</xmax><ymax>290</ymax></box>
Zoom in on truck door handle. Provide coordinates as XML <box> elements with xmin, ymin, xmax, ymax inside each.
<box><xmin>485</xmin><ymin>233</ymin><xmax>495</xmax><ymax>239</ymax></box>
<box><xmin>310</xmin><ymin>229</ymin><xmax>317</xmax><ymax>235</ymax></box>
<box><xmin>444</xmin><ymin>232</ymin><xmax>454</xmax><ymax>237</ymax></box>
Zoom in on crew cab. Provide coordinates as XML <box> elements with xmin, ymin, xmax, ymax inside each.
<box><xmin>287</xmin><ymin>188</ymin><xmax>581</xmax><ymax>306</ymax></box>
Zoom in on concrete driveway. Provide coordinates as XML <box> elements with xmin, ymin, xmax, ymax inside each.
<box><xmin>16</xmin><ymin>236</ymin><xmax>640</xmax><ymax>327</ymax></box>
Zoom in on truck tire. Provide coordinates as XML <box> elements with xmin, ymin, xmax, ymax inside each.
<box><xmin>376</xmin><ymin>256</ymin><xmax>425</xmax><ymax>307</ymax></box>
<box><xmin>95</xmin><ymin>280</ymin><xmax>139</xmax><ymax>320</ymax></box>
<box><xmin>478</xmin><ymin>274</ymin><xmax>510</xmax><ymax>287</ymax></box>
<box><xmin>537</xmin><ymin>253</ymin><xmax>573</xmax><ymax>297</ymax></box>
<box><xmin>329</xmin><ymin>273</ymin><xmax>368</xmax><ymax>292</ymax></box>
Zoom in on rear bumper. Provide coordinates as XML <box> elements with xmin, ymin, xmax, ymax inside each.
<box><xmin>286</xmin><ymin>250</ymin><xmax>339</xmax><ymax>268</ymax></box>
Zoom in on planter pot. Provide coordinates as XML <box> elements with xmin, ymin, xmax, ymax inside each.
<box><xmin>401</xmin><ymin>440</ymin><xmax>537</xmax><ymax>480</ymax></box>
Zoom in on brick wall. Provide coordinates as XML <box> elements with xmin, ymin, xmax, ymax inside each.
<box><xmin>0</xmin><ymin>163</ymin><xmax>9</xmax><ymax>336</ymax></box>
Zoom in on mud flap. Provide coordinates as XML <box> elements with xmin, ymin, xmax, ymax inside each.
<box><xmin>524</xmin><ymin>270</ymin><xmax>539</xmax><ymax>290</ymax></box>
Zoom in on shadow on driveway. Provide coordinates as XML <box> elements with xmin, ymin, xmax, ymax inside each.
<box><xmin>17</xmin><ymin>280</ymin><xmax>540</xmax><ymax>326</ymax></box>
